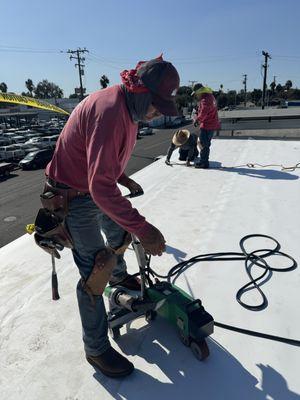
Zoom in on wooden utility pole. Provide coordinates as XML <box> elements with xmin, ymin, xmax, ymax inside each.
<box><xmin>242</xmin><ymin>74</ymin><xmax>247</xmax><ymax>107</ymax></box>
<box><xmin>261</xmin><ymin>51</ymin><xmax>271</xmax><ymax>109</ymax></box>
<box><xmin>67</xmin><ymin>48</ymin><xmax>89</xmax><ymax>101</ymax></box>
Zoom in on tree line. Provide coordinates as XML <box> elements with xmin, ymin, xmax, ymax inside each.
<box><xmin>1</xmin><ymin>76</ymin><xmax>299</xmax><ymax>108</ymax></box>
<box><xmin>176</xmin><ymin>80</ymin><xmax>300</xmax><ymax>111</ymax></box>
<box><xmin>0</xmin><ymin>75</ymin><xmax>110</xmax><ymax>100</ymax></box>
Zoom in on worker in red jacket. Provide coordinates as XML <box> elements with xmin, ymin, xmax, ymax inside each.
<box><xmin>45</xmin><ymin>56</ymin><xmax>180</xmax><ymax>378</ymax></box>
<box><xmin>193</xmin><ymin>87</ymin><xmax>220</xmax><ymax>168</ymax></box>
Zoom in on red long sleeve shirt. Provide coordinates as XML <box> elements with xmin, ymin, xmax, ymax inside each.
<box><xmin>46</xmin><ymin>85</ymin><xmax>151</xmax><ymax>237</ymax></box>
<box><xmin>196</xmin><ymin>93</ymin><xmax>220</xmax><ymax>130</ymax></box>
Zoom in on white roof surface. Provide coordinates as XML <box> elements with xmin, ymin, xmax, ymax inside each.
<box><xmin>1</xmin><ymin>138</ymin><xmax>300</xmax><ymax>400</ymax></box>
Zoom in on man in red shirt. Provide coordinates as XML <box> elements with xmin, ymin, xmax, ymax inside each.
<box><xmin>193</xmin><ymin>87</ymin><xmax>220</xmax><ymax>168</ymax></box>
<box><xmin>45</xmin><ymin>57</ymin><xmax>180</xmax><ymax>378</ymax></box>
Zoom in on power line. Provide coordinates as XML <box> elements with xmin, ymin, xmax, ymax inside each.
<box><xmin>0</xmin><ymin>44</ymin><xmax>62</xmax><ymax>54</ymax></box>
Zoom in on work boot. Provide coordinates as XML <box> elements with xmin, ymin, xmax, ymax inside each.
<box><xmin>86</xmin><ymin>347</ymin><xmax>134</xmax><ymax>378</ymax></box>
<box><xmin>195</xmin><ymin>161</ymin><xmax>209</xmax><ymax>169</ymax></box>
<box><xmin>109</xmin><ymin>273</ymin><xmax>141</xmax><ymax>291</ymax></box>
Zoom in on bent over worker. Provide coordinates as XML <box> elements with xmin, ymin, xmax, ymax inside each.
<box><xmin>165</xmin><ymin>129</ymin><xmax>199</xmax><ymax>166</ymax></box>
<box><xmin>45</xmin><ymin>56</ymin><xmax>180</xmax><ymax>378</ymax></box>
<box><xmin>193</xmin><ymin>87</ymin><xmax>220</xmax><ymax>169</ymax></box>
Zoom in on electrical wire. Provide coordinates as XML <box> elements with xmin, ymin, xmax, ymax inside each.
<box><xmin>146</xmin><ymin>234</ymin><xmax>297</xmax><ymax>311</ymax></box>
<box><xmin>142</xmin><ymin>234</ymin><xmax>299</xmax><ymax>346</ymax></box>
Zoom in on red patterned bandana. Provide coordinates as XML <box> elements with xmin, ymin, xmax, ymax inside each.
<box><xmin>120</xmin><ymin>61</ymin><xmax>149</xmax><ymax>93</ymax></box>
<box><xmin>120</xmin><ymin>55</ymin><xmax>163</xmax><ymax>93</ymax></box>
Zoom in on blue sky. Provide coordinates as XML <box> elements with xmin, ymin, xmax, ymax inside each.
<box><xmin>1</xmin><ymin>0</ymin><xmax>300</xmax><ymax>96</ymax></box>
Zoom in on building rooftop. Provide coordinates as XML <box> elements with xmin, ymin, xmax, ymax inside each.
<box><xmin>1</xmin><ymin>138</ymin><xmax>299</xmax><ymax>399</ymax></box>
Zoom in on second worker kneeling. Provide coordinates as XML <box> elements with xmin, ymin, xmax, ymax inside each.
<box><xmin>165</xmin><ymin>129</ymin><xmax>199</xmax><ymax>167</ymax></box>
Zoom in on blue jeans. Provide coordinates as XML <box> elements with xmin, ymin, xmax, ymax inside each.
<box><xmin>199</xmin><ymin>129</ymin><xmax>214</xmax><ymax>163</ymax></box>
<box><xmin>66</xmin><ymin>195</ymin><xmax>128</xmax><ymax>356</ymax></box>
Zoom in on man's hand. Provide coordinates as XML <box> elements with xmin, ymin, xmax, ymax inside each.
<box><xmin>126</xmin><ymin>179</ymin><xmax>144</xmax><ymax>196</ymax></box>
<box><xmin>119</xmin><ymin>174</ymin><xmax>144</xmax><ymax>196</ymax></box>
<box><xmin>139</xmin><ymin>224</ymin><xmax>166</xmax><ymax>256</ymax></box>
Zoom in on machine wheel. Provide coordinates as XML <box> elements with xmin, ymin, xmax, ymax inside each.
<box><xmin>110</xmin><ymin>327</ymin><xmax>120</xmax><ymax>340</ymax></box>
<box><xmin>178</xmin><ymin>330</ymin><xmax>190</xmax><ymax>347</ymax></box>
<box><xmin>190</xmin><ymin>339</ymin><xmax>209</xmax><ymax>361</ymax></box>
<box><xmin>145</xmin><ymin>310</ymin><xmax>157</xmax><ymax>322</ymax></box>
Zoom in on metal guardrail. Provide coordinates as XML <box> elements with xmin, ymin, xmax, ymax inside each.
<box><xmin>220</xmin><ymin>115</ymin><xmax>300</xmax><ymax>131</ymax></box>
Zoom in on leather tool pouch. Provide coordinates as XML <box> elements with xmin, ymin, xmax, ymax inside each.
<box><xmin>34</xmin><ymin>208</ymin><xmax>73</xmax><ymax>257</ymax></box>
<box><xmin>84</xmin><ymin>248</ymin><xmax>118</xmax><ymax>296</ymax></box>
<box><xmin>33</xmin><ymin>180</ymin><xmax>81</xmax><ymax>257</ymax></box>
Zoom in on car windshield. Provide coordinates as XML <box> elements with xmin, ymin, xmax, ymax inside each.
<box><xmin>24</xmin><ymin>152</ymin><xmax>37</xmax><ymax>159</ymax></box>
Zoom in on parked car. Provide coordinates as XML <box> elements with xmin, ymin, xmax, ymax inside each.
<box><xmin>2</xmin><ymin>131</ymin><xmax>19</xmax><ymax>138</ymax></box>
<box><xmin>10</xmin><ymin>135</ymin><xmax>27</xmax><ymax>144</ymax></box>
<box><xmin>0</xmin><ymin>162</ymin><xmax>15</xmax><ymax>178</ymax></box>
<box><xmin>171</xmin><ymin>116</ymin><xmax>185</xmax><ymax>127</ymax></box>
<box><xmin>0</xmin><ymin>145</ymin><xmax>25</xmax><ymax>161</ymax></box>
<box><xmin>19</xmin><ymin>143</ymin><xmax>39</xmax><ymax>154</ymax></box>
<box><xmin>139</xmin><ymin>127</ymin><xmax>154</xmax><ymax>136</ymax></box>
<box><xmin>19</xmin><ymin>149</ymin><xmax>54</xmax><ymax>170</ymax></box>
<box><xmin>24</xmin><ymin>136</ymin><xmax>56</xmax><ymax>149</ymax></box>
<box><xmin>0</xmin><ymin>137</ymin><xmax>13</xmax><ymax>146</ymax></box>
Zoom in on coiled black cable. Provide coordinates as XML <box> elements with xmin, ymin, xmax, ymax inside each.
<box><xmin>143</xmin><ymin>234</ymin><xmax>299</xmax><ymax>346</ymax></box>
<box><xmin>146</xmin><ymin>234</ymin><xmax>297</xmax><ymax>311</ymax></box>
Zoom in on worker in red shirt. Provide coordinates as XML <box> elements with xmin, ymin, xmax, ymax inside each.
<box><xmin>193</xmin><ymin>87</ymin><xmax>220</xmax><ymax>168</ymax></box>
<box><xmin>45</xmin><ymin>56</ymin><xmax>180</xmax><ymax>378</ymax></box>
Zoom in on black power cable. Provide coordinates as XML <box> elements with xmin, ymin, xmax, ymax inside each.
<box><xmin>144</xmin><ymin>234</ymin><xmax>299</xmax><ymax>346</ymax></box>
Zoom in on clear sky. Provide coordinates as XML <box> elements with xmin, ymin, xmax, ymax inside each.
<box><xmin>1</xmin><ymin>0</ymin><xmax>300</xmax><ymax>96</ymax></box>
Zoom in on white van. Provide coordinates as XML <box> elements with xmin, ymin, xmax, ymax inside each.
<box><xmin>0</xmin><ymin>145</ymin><xmax>25</xmax><ymax>161</ymax></box>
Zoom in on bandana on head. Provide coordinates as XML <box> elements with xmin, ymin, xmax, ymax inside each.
<box><xmin>120</xmin><ymin>54</ymin><xmax>163</xmax><ymax>93</ymax></box>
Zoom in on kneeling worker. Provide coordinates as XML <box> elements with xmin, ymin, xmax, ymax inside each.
<box><xmin>165</xmin><ymin>129</ymin><xmax>199</xmax><ymax>166</ymax></box>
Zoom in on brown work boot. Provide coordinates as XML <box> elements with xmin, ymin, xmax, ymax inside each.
<box><xmin>86</xmin><ymin>347</ymin><xmax>134</xmax><ymax>378</ymax></box>
<box><xmin>109</xmin><ymin>274</ymin><xmax>141</xmax><ymax>291</ymax></box>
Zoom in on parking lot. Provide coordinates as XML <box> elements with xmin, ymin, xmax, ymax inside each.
<box><xmin>0</xmin><ymin>124</ymin><xmax>192</xmax><ymax>247</ymax></box>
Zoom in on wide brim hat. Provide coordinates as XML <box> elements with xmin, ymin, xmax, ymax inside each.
<box><xmin>172</xmin><ymin>129</ymin><xmax>190</xmax><ymax>146</ymax></box>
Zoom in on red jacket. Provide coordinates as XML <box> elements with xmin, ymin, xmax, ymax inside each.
<box><xmin>196</xmin><ymin>93</ymin><xmax>220</xmax><ymax>130</ymax></box>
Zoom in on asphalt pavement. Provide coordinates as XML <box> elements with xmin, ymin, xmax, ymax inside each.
<box><xmin>0</xmin><ymin>124</ymin><xmax>195</xmax><ymax>248</ymax></box>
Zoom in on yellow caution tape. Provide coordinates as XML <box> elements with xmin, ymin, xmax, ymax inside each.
<box><xmin>0</xmin><ymin>93</ymin><xmax>70</xmax><ymax>115</ymax></box>
<box><xmin>26</xmin><ymin>224</ymin><xmax>35</xmax><ymax>234</ymax></box>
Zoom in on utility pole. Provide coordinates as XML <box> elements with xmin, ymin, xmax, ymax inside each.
<box><xmin>67</xmin><ymin>47</ymin><xmax>89</xmax><ymax>101</ymax></box>
<box><xmin>242</xmin><ymin>74</ymin><xmax>247</xmax><ymax>107</ymax></box>
<box><xmin>188</xmin><ymin>80</ymin><xmax>198</xmax><ymax>88</ymax></box>
<box><xmin>261</xmin><ymin>51</ymin><xmax>271</xmax><ymax>109</ymax></box>
<box><xmin>188</xmin><ymin>80</ymin><xmax>198</xmax><ymax>117</ymax></box>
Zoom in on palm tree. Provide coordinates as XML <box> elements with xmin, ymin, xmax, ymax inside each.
<box><xmin>285</xmin><ymin>80</ymin><xmax>293</xmax><ymax>90</ymax></box>
<box><xmin>270</xmin><ymin>81</ymin><xmax>276</xmax><ymax>94</ymax></box>
<box><xmin>100</xmin><ymin>75</ymin><xmax>109</xmax><ymax>89</ymax></box>
<box><xmin>0</xmin><ymin>82</ymin><xmax>8</xmax><ymax>93</ymax></box>
<box><xmin>25</xmin><ymin>79</ymin><xmax>35</xmax><ymax>97</ymax></box>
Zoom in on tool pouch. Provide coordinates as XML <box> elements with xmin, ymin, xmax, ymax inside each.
<box><xmin>41</xmin><ymin>182</ymin><xmax>70</xmax><ymax>218</ymax></box>
<box><xmin>34</xmin><ymin>208</ymin><xmax>73</xmax><ymax>257</ymax></box>
<box><xmin>83</xmin><ymin>248</ymin><xmax>118</xmax><ymax>296</ymax></box>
